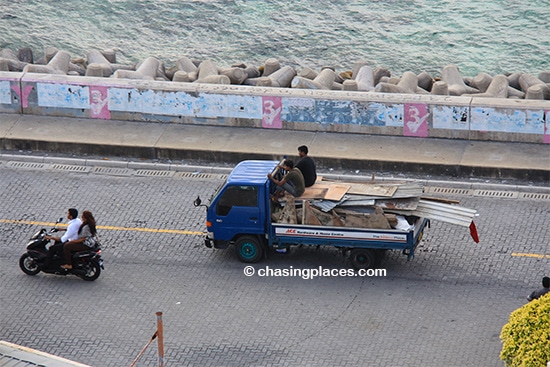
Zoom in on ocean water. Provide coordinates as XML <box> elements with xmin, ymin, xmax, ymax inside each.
<box><xmin>0</xmin><ymin>0</ymin><xmax>548</xmax><ymax>78</ymax></box>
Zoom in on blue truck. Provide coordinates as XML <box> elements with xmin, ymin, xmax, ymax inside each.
<box><xmin>194</xmin><ymin>160</ymin><xmax>431</xmax><ymax>270</ymax></box>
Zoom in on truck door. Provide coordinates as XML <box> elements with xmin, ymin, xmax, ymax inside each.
<box><xmin>211</xmin><ymin>185</ymin><xmax>263</xmax><ymax>240</ymax></box>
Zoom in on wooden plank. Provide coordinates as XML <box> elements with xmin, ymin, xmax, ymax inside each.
<box><xmin>303</xmin><ymin>200</ymin><xmax>322</xmax><ymax>225</ymax></box>
<box><xmin>277</xmin><ymin>196</ymin><xmax>297</xmax><ymax>224</ymax></box>
<box><xmin>310</xmin><ymin>205</ymin><xmax>335</xmax><ymax>226</ymax></box>
<box><xmin>331</xmin><ymin>212</ymin><xmax>345</xmax><ymax>227</ymax></box>
<box><xmin>299</xmin><ymin>187</ymin><xmax>328</xmax><ymax>199</ymax></box>
<box><xmin>347</xmin><ymin>183</ymin><xmax>398</xmax><ymax>197</ymax></box>
<box><xmin>324</xmin><ymin>184</ymin><xmax>351</xmax><ymax>201</ymax></box>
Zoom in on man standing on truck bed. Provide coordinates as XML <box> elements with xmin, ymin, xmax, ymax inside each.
<box><xmin>268</xmin><ymin>159</ymin><xmax>305</xmax><ymax>200</ymax></box>
<box><xmin>295</xmin><ymin>145</ymin><xmax>317</xmax><ymax>187</ymax></box>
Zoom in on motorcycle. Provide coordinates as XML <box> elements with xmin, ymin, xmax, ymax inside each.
<box><xmin>19</xmin><ymin>218</ymin><xmax>104</xmax><ymax>281</ymax></box>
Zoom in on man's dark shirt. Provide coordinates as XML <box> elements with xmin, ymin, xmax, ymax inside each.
<box><xmin>295</xmin><ymin>156</ymin><xmax>317</xmax><ymax>187</ymax></box>
<box><xmin>527</xmin><ymin>287</ymin><xmax>550</xmax><ymax>301</ymax></box>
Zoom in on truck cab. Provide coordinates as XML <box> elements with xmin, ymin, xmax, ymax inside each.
<box><xmin>201</xmin><ymin>160</ymin><xmax>278</xmax><ymax>260</ymax></box>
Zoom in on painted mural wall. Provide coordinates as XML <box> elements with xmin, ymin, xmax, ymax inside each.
<box><xmin>0</xmin><ymin>73</ymin><xmax>548</xmax><ymax>143</ymax></box>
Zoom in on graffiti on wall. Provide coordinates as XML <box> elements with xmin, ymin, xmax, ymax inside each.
<box><xmin>545</xmin><ymin>110</ymin><xmax>550</xmax><ymax>144</ymax></box>
<box><xmin>12</xmin><ymin>84</ymin><xmax>33</xmax><ymax>108</ymax></box>
<box><xmin>262</xmin><ymin>96</ymin><xmax>282</xmax><ymax>128</ymax></box>
<box><xmin>403</xmin><ymin>103</ymin><xmax>429</xmax><ymax>137</ymax></box>
<box><xmin>89</xmin><ymin>86</ymin><xmax>110</xmax><ymax>119</ymax></box>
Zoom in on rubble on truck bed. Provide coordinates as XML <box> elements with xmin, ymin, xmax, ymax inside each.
<box><xmin>272</xmin><ymin>179</ymin><xmax>478</xmax><ymax>234</ymax></box>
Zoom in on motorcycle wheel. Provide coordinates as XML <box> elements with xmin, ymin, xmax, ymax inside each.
<box><xmin>19</xmin><ymin>253</ymin><xmax>41</xmax><ymax>276</ymax></box>
<box><xmin>79</xmin><ymin>260</ymin><xmax>101</xmax><ymax>281</ymax></box>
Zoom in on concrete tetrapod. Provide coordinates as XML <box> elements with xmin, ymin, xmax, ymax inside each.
<box><xmin>112</xmin><ymin>56</ymin><xmax>159</xmax><ymax>80</ymax></box>
<box><xmin>431</xmin><ymin>80</ymin><xmax>449</xmax><ymax>95</ymax></box>
<box><xmin>375</xmin><ymin>71</ymin><xmax>418</xmax><ymax>94</ymax></box>
<box><xmin>172</xmin><ymin>56</ymin><xmax>198</xmax><ymax>82</ymax></box>
<box><xmin>263</xmin><ymin>58</ymin><xmax>281</xmax><ymax>77</ymax></box>
<box><xmin>417</xmin><ymin>71</ymin><xmax>434</xmax><ymax>92</ymax></box>
<box><xmin>355</xmin><ymin>65</ymin><xmax>375</xmax><ymax>91</ymax></box>
<box><xmin>86</xmin><ymin>50</ymin><xmax>114</xmax><ymax>77</ymax></box>
<box><xmin>342</xmin><ymin>79</ymin><xmax>358</xmax><ymax>91</ymax></box>
<box><xmin>471</xmin><ymin>72</ymin><xmax>493</xmax><ymax>93</ymax></box>
<box><xmin>23</xmin><ymin>50</ymin><xmax>71</xmax><ymax>75</ymax></box>
<box><xmin>463</xmin><ymin>74</ymin><xmax>509</xmax><ymax>98</ymax></box>
<box><xmin>193</xmin><ymin>60</ymin><xmax>230</xmax><ymax>85</ymax></box>
<box><xmin>469</xmin><ymin>72</ymin><xmax>525</xmax><ymax>99</ymax></box>
<box><xmin>299</xmin><ymin>66</ymin><xmax>318</xmax><ymax>80</ymax></box>
<box><xmin>0</xmin><ymin>49</ymin><xmax>28</xmax><ymax>71</ymax></box>
<box><xmin>219</xmin><ymin>67</ymin><xmax>249</xmax><ymax>84</ymax></box>
<box><xmin>255</xmin><ymin>65</ymin><xmax>297</xmax><ymax>87</ymax></box>
<box><xmin>519</xmin><ymin>74</ymin><xmax>550</xmax><ymax>100</ymax></box>
<box><xmin>291</xmin><ymin>68</ymin><xmax>337</xmax><ymax>90</ymax></box>
<box><xmin>441</xmin><ymin>65</ymin><xmax>479</xmax><ymax>96</ymax></box>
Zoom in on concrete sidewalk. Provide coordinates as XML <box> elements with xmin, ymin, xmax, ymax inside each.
<box><xmin>0</xmin><ymin>113</ymin><xmax>548</xmax><ymax>184</ymax></box>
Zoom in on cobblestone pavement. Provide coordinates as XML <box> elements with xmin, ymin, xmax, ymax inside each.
<box><xmin>0</xmin><ymin>161</ymin><xmax>549</xmax><ymax>367</ymax></box>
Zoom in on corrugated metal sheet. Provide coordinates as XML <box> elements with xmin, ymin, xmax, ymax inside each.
<box><xmin>391</xmin><ymin>183</ymin><xmax>424</xmax><ymax>198</ymax></box>
<box><xmin>388</xmin><ymin>199</ymin><xmax>477</xmax><ymax>227</ymax></box>
<box><xmin>0</xmin><ymin>341</ymin><xmax>92</xmax><ymax>367</ymax></box>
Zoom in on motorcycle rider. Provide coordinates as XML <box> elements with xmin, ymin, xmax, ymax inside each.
<box><xmin>44</xmin><ymin>208</ymin><xmax>82</xmax><ymax>267</ymax></box>
<box><xmin>61</xmin><ymin>210</ymin><xmax>97</xmax><ymax>270</ymax></box>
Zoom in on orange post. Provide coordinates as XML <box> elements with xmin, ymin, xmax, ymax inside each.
<box><xmin>156</xmin><ymin>311</ymin><xmax>165</xmax><ymax>367</ymax></box>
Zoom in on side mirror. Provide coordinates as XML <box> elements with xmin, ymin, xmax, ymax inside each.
<box><xmin>57</xmin><ymin>217</ymin><xmax>63</xmax><ymax>224</ymax></box>
<box><xmin>193</xmin><ymin>196</ymin><xmax>208</xmax><ymax>211</ymax></box>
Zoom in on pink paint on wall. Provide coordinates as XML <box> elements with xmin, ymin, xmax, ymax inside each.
<box><xmin>262</xmin><ymin>96</ymin><xmax>282</xmax><ymax>129</ymax></box>
<box><xmin>89</xmin><ymin>86</ymin><xmax>111</xmax><ymax>119</ymax></box>
<box><xmin>404</xmin><ymin>103</ymin><xmax>429</xmax><ymax>137</ymax></box>
<box><xmin>11</xmin><ymin>85</ymin><xmax>34</xmax><ymax>108</ymax></box>
<box><xmin>544</xmin><ymin>110</ymin><xmax>550</xmax><ymax>144</ymax></box>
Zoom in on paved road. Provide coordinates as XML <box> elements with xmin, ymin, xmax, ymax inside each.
<box><xmin>0</xmin><ymin>161</ymin><xmax>548</xmax><ymax>367</ymax></box>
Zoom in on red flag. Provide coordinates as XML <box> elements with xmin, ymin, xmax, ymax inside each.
<box><xmin>469</xmin><ymin>221</ymin><xmax>480</xmax><ymax>243</ymax></box>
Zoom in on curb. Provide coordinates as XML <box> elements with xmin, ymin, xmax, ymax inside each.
<box><xmin>2</xmin><ymin>152</ymin><xmax>549</xmax><ymax>194</ymax></box>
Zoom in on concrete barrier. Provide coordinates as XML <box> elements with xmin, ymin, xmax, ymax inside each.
<box><xmin>0</xmin><ymin>71</ymin><xmax>548</xmax><ymax>144</ymax></box>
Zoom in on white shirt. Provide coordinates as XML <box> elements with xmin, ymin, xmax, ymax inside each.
<box><xmin>61</xmin><ymin>218</ymin><xmax>82</xmax><ymax>242</ymax></box>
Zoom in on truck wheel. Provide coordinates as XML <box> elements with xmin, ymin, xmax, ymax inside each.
<box><xmin>350</xmin><ymin>249</ymin><xmax>376</xmax><ymax>270</ymax></box>
<box><xmin>235</xmin><ymin>236</ymin><xmax>264</xmax><ymax>263</ymax></box>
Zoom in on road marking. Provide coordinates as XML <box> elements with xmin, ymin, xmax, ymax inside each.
<box><xmin>511</xmin><ymin>252</ymin><xmax>550</xmax><ymax>259</ymax></box>
<box><xmin>0</xmin><ymin>219</ymin><xmax>203</xmax><ymax>235</ymax></box>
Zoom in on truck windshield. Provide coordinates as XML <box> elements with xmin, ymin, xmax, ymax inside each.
<box><xmin>209</xmin><ymin>180</ymin><xmax>227</xmax><ymax>205</ymax></box>
<box><xmin>216</xmin><ymin>185</ymin><xmax>258</xmax><ymax>216</ymax></box>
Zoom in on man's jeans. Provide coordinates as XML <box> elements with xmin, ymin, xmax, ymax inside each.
<box><xmin>276</xmin><ymin>181</ymin><xmax>298</xmax><ymax>196</ymax></box>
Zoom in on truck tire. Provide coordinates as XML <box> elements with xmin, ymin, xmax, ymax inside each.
<box><xmin>350</xmin><ymin>249</ymin><xmax>377</xmax><ymax>270</ymax></box>
<box><xmin>235</xmin><ymin>236</ymin><xmax>264</xmax><ymax>263</ymax></box>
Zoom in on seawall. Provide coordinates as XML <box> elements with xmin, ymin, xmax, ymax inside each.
<box><xmin>1</xmin><ymin>71</ymin><xmax>549</xmax><ymax>144</ymax></box>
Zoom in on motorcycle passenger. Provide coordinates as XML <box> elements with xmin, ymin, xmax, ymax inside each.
<box><xmin>61</xmin><ymin>210</ymin><xmax>98</xmax><ymax>270</ymax></box>
<box><xmin>44</xmin><ymin>208</ymin><xmax>82</xmax><ymax>266</ymax></box>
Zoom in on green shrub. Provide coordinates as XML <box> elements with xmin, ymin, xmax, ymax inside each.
<box><xmin>500</xmin><ymin>292</ymin><xmax>550</xmax><ymax>367</ymax></box>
